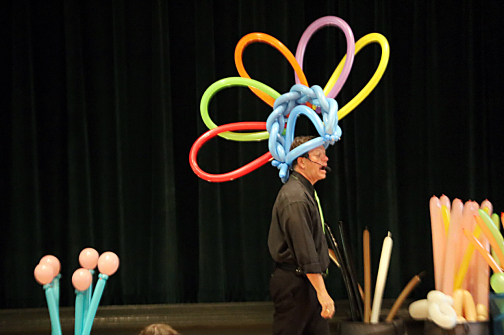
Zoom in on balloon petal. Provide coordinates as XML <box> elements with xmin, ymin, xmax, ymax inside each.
<box><xmin>295</xmin><ymin>16</ymin><xmax>355</xmax><ymax>99</ymax></box>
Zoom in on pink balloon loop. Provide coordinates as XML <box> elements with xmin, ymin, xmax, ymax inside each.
<box><xmin>79</xmin><ymin>248</ymin><xmax>99</xmax><ymax>270</ymax></box>
<box><xmin>295</xmin><ymin>16</ymin><xmax>355</xmax><ymax>99</ymax></box>
<box><xmin>98</xmin><ymin>251</ymin><xmax>120</xmax><ymax>276</ymax></box>
<box><xmin>72</xmin><ymin>268</ymin><xmax>93</xmax><ymax>291</ymax></box>
<box><xmin>34</xmin><ymin>263</ymin><xmax>55</xmax><ymax>285</ymax></box>
<box><xmin>39</xmin><ymin>255</ymin><xmax>61</xmax><ymax>276</ymax></box>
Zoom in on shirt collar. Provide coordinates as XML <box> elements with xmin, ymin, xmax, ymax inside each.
<box><xmin>290</xmin><ymin>170</ymin><xmax>315</xmax><ymax>197</ymax></box>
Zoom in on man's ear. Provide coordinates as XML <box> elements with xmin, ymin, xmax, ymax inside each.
<box><xmin>296</xmin><ymin>156</ymin><xmax>305</xmax><ymax>170</ymax></box>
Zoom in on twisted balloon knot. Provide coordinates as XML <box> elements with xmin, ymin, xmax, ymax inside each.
<box><xmin>271</xmin><ymin>160</ymin><xmax>291</xmax><ymax>184</ymax></box>
<box><xmin>324</xmin><ymin>133</ymin><xmax>341</xmax><ymax>145</ymax></box>
<box><xmin>267</xmin><ymin>84</ymin><xmax>342</xmax><ymax>182</ymax></box>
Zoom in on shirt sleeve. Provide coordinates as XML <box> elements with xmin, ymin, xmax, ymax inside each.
<box><xmin>280</xmin><ymin>200</ymin><xmax>323</xmax><ymax>273</ymax></box>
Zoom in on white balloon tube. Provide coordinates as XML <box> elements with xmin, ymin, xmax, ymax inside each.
<box><xmin>428</xmin><ymin>302</ymin><xmax>457</xmax><ymax>329</ymax></box>
<box><xmin>409</xmin><ymin>299</ymin><xmax>429</xmax><ymax>319</ymax></box>
<box><xmin>371</xmin><ymin>232</ymin><xmax>393</xmax><ymax>323</ymax></box>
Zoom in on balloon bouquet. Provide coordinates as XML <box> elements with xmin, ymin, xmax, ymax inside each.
<box><xmin>189</xmin><ymin>16</ymin><xmax>390</xmax><ymax>183</ymax></box>
<box><xmin>409</xmin><ymin>196</ymin><xmax>504</xmax><ymax>329</ymax></box>
<box><xmin>34</xmin><ymin>248</ymin><xmax>120</xmax><ymax>335</ymax></box>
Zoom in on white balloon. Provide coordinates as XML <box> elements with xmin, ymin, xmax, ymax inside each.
<box><xmin>445</xmin><ymin>295</ymin><xmax>454</xmax><ymax>306</ymax></box>
<box><xmin>439</xmin><ymin>302</ymin><xmax>457</xmax><ymax>319</ymax></box>
<box><xmin>427</xmin><ymin>290</ymin><xmax>448</xmax><ymax>305</ymax></box>
<box><xmin>409</xmin><ymin>299</ymin><xmax>429</xmax><ymax>320</ymax></box>
<box><xmin>428</xmin><ymin>302</ymin><xmax>457</xmax><ymax>330</ymax></box>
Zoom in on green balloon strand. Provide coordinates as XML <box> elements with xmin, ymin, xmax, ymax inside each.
<box><xmin>200</xmin><ymin>77</ymin><xmax>280</xmax><ymax>142</ymax></box>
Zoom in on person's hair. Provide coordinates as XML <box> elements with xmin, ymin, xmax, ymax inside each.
<box><xmin>290</xmin><ymin>135</ymin><xmax>316</xmax><ymax>169</ymax></box>
<box><xmin>139</xmin><ymin>323</ymin><xmax>180</xmax><ymax>335</ymax></box>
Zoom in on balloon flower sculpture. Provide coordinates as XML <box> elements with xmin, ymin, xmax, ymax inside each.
<box><xmin>33</xmin><ymin>248</ymin><xmax>120</xmax><ymax>335</ymax></box>
<box><xmin>189</xmin><ymin>15</ymin><xmax>390</xmax><ymax>182</ymax></box>
<box><xmin>409</xmin><ymin>196</ymin><xmax>502</xmax><ymax>329</ymax></box>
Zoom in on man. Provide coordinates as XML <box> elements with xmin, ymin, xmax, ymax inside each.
<box><xmin>268</xmin><ymin>135</ymin><xmax>335</xmax><ymax>335</ymax></box>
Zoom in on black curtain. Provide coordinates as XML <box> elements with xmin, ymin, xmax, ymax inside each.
<box><xmin>1</xmin><ymin>0</ymin><xmax>504</xmax><ymax>309</ymax></box>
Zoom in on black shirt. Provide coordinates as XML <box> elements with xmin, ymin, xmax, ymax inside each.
<box><xmin>268</xmin><ymin>171</ymin><xmax>330</xmax><ymax>274</ymax></box>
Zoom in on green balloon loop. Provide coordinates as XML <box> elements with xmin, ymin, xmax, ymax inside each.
<box><xmin>200</xmin><ymin>77</ymin><xmax>281</xmax><ymax>141</ymax></box>
<box><xmin>480</xmin><ymin>209</ymin><xmax>504</xmax><ymax>260</ymax></box>
<box><xmin>492</xmin><ymin>213</ymin><xmax>501</xmax><ymax>267</ymax></box>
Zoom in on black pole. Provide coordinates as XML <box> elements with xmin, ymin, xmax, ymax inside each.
<box><xmin>325</xmin><ymin>223</ymin><xmax>360</xmax><ymax>321</ymax></box>
<box><xmin>337</xmin><ymin>220</ymin><xmax>364</xmax><ymax>321</ymax></box>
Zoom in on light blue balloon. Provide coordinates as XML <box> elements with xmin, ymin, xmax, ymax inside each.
<box><xmin>284</xmin><ymin>105</ymin><xmax>326</xmax><ymax>151</ymax></box>
<box><xmin>83</xmin><ymin>269</ymin><xmax>94</xmax><ymax>327</ymax></box>
<box><xmin>286</xmin><ymin>137</ymin><xmax>325</xmax><ymax>165</ymax></box>
<box><xmin>289</xmin><ymin>84</ymin><xmax>312</xmax><ymax>99</ymax></box>
<box><xmin>268</xmin><ymin>122</ymin><xmax>281</xmax><ymax>160</ymax></box>
<box><xmin>267</xmin><ymin>84</ymin><xmax>342</xmax><ymax>182</ymax></box>
<box><xmin>323</xmin><ymin>99</ymin><xmax>338</xmax><ymax>134</ymax></box>
<box><xmin>81</xmin><ymin>274</ymin><xmax>109</xmax><ymax>335</ymax></box>
<box><xmin>52</xmin><ymin>274</ymin><xmax>61</xmax><ymax>320</ymax></box>
<box><xmin>273</xmin><ymin>91</ymin><xmax>300</xmax><ymax>110</ymax></box>
<box><xmin>312</xmin><ymin>86</ymin><xmax>329</xmax><ymax>111</ymax></box>
<box><xmin>276</xmin><ymin>143</ymin><xmax>286</xmax><ymax>162</ymax></box>
<box><xmin>75</xmin><ymin>290</ymin><xmax>85</xmax><ymax>335</ymax></box>
<box><xmin>266</xmin><ymin>105</ymin><xmax>285</xmax><ymax>132</ymax></box>
<box><xmin>43</xmin><ymin>284</ymin><xmax>62</xmax><ymax>335</ymax></box>
<box><xmin>52</xmin><ymin>274</ymin><xmax>61</xmax><ymax>306</ymax></box>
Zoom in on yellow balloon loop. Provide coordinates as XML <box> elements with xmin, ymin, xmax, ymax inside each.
<box><xmin>323</xmin><ymin>33</ymin><xmax>390</xmax><ymax>121</ymax></box>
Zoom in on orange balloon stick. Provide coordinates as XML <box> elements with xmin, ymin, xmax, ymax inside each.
<box><xmin>235</xmin><ymin>33</ymin><xmax>309</xmax><ymax>107</ymax></box>
<box><xmin>474</xmin><ymin>216</ymin><xmax>504</xmax><ymax>266</ymax></box>
<box><xmin>462</xmin><ymin>228</ymin><xmax>502</xmax><ymax>273</ymax></box>
<box><xmin>385</xmin><ymin>272</ymin><xmax>424</xmax><ymax>321</ymax></box>
<box><xmin>363</xmin><ymin>228</ymin><xmax>371</xmax><ymax>323</ymax></box>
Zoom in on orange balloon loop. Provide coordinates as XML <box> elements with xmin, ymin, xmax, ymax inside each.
<box><xmin>234</xmin><ymin>32</ymin><xmax>310</xmax><ymax>107</ymax></box>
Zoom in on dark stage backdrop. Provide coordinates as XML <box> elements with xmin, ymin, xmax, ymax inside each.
<box><xmin>1</xmin><ymin>0</ymin><xmax>504</xmax><ymax>309</ymax></box>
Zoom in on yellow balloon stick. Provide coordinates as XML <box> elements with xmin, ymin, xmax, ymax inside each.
<box><xmin>453</xmin><ymin>225</ymin><xmax>481</xmax><ymax>291</ymax></box>
<box><xmin>441</xmin><ymin>205</ymin><xmax>451</xmax><ymax>237</ymax></box>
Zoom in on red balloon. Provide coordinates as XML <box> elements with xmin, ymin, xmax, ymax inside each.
<box><xmin>98</xmin><ymin>251</ymin><xmax>120</xmax><ymax>276</ymax></box>
<box><xmin>34</xmin><ymin>263</ymin><xmax>55</xmax><ymax>285</ymax></box>
<box><xmin>189</xmin><ymin>122</ymin><xmax>273</xmax><ymax>182</ymax></box>
<box><xmin>39</xmin><ymin>255</ymin><xmax>61</xmax><ymax>276</ymax></box>
<box><xmin>79</xmin><ymin>248</ymin><xmax>99</xmax><ymax>270</ymax></box>
<box><xmin>72</xmin><ymin>268</ymin><xmax>92</xmax><ymax>291</ymax></box>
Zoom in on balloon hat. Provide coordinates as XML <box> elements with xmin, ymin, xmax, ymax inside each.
<box><xmin>34</xmin><ymin>248</ymin><xmax>119</xmax><ymax>335</ymax></box>
<box><xmin>190</xmin><ymin>15</ymin><xmax>390</xmax><ymax>182</ymax></box>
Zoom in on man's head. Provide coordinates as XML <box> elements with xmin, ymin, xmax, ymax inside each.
<box><xmin>291</xmin><ymin>136</ymin><xmax>329</xmax><ymax>185</ymax></box>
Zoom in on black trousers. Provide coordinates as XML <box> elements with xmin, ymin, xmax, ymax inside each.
<box><xmin>270</xmin><ymin>267</ymin><xmax>329</xmax><ymax>335</ymax></box>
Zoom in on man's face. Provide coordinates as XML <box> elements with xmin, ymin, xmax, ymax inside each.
<box><xmin>299</xmin><ymin>145</ymin><xmax>329</xmax><ymax>185</ymax></box>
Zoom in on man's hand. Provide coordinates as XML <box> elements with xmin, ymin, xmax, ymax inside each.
<box><xmin>317</xmin><ymin>290</ymin><xmax>335</xmax><ymax>319</ymax></box>
<box><xmin>306</xmin><ymin>273</ymin><xmax>335</xmax><ymax>319</ymax></box>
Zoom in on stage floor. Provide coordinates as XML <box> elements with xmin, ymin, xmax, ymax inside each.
<box><xmin>0</xmin><ymin>299</ymin><xmax>421</xmax><ymax>335</ymax></box>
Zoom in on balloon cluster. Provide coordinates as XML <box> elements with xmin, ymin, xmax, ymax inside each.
<box><xmin>33</xmin><ymin>248</ymin><xmax>120</xmax><ymax>335</ymax></box>
<box><xmin>409</xmin><ymin>290</ymin><xmax>487</xmax><ymax>329</ymax></box>
<box><xmin>189</xmin><ymin>16</ymin><xmax>390</xmax><ymax>182</ymax></box>
<box><xmin>428</xmin><ymin>195</ymin><xmax>504</xmax><ymax>326</ymax></box>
